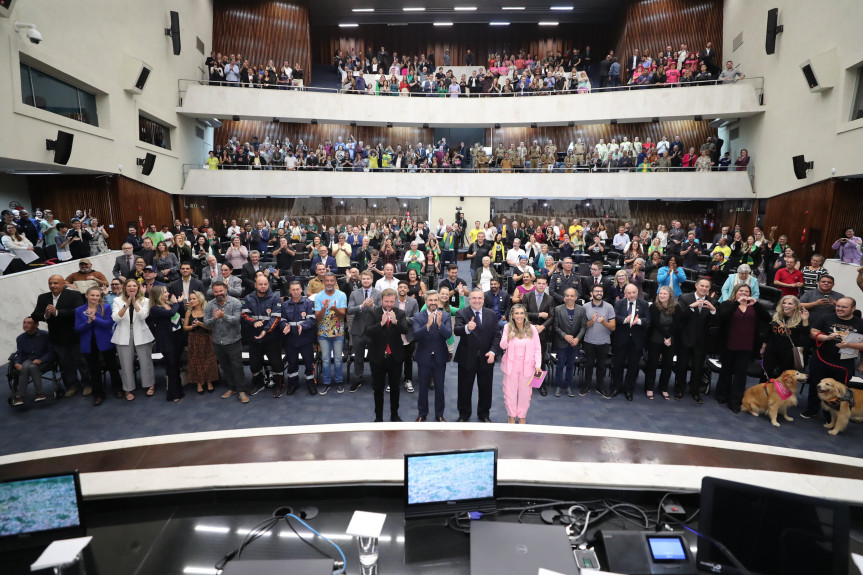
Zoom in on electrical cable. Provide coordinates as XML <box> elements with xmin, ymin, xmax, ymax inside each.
<box><xmin>285</xmin><ymin>513</ymin><xmax>347</xmax><ymax>575</ymax></box>
<box><xmin>681</xmin><ymin>524</ymin><xmax>752</xmax><ymax>575</ymax></box>
<box><xmin>285</xmin><ymin>514</ymin><xmax>336</xmax><ymax>558</ymax></box>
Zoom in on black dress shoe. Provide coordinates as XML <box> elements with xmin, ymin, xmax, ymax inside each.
<box><xmin>598</xmin><ymin>389</ymin><xmax>614</xmax><ymax>400</ymax></box>
<box><xmin>479</xmin><ymin>417</ymin><xmax>492</xmax><ymax>423</ymax></box>
<box><xmin>692</xmin><ymin>394</ymin><xmax>704</xmax><ymax>404</ymax></box>
<box><xmin>716</xmin><ymin>398</ymin><xmax>727</xmax><ymax>405</ymax></box>
<box><xmin>307</xmin><ymin>383</ymin><xmax>317</xmax><ymax>395</ymax></box>
<box><xmin>624</xmin><ymin>393</ymin><xmax>633</xmax><ymax>401</ymax></box>
<box><xmin>674</xmin><ymin>393</ymin><xmax>683</xmax><ymax>401</ymax></box>
<box><xmin>436</xmin><ymin>416</ymin><xmax>446</xmax><ymax>422</ymax></box>
<box><xmin>729</xmin><ymin>405</ymin><xmax>741</xmax><ymax>414</ymax></box>
<box><xmin>391</xmin><ymin>415</ymin><xmax>403</xmax><ymax>422</ymax></box>
<box><xmin>285</xmin><ymin>384</ymin><xmax>298</xmax><ymax>396</ymax></box>
<box><xmin>457</xmin><ymin>417</ymin><xmax>469</xmax><ymax>422</ymax></box>
<box><xmin>93</xmin><ymin>396</ymin><xmax>104</xmax><ymax>406</ymax></box>
<box><xmin>415</xmin><ymin>416</ymin><xmax>427</xmax><ymax>422</ymax></box>
<box><xmin>374</xmin><ymin>417</ymin><xmax>383</xmax><ymax>422</ymax></box>
<box><xmin>539</xmin><ymin>385</ymin><xmax>548</xmax><ymax>397</ymax></box>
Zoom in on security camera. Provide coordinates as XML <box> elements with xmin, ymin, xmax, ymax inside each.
<box><xmin>14</xmin><ymin>22</ymin><xmax>43</xmax><ymax>44</ymax></box>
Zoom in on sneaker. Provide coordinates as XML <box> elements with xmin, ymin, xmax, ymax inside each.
<box><xmin>249</xmin><ymin>383</ymin><xmax>266</xmax><ymax>396</ymax></box>
<box><xmin>554</xmin><ymin>387</ymin><xmax>562</xmax><ymax>397</ymax></box>
<box><xmin>11</xmin><ymin>395</ymin><xmax>23</xmax><ymax>406</ymax></box>
<box><xmin>799</xmin><ymin>410</ymin><xmax>819</xmax><ymax>419</ymax></box>
<box><xmin>404</xmin><ymin>380</ymin><xmax>414</xmax><ymax>393</ymax></box>
<box><xmin>82</xmin><ymin>386</ymin><xmax>93</xmax><ymax>397</ymax></box>
<box><xmin>598</xmin><ymin>389</ymin><xmax>615</xmax><ymax>400</ymax></box>
<box><xmin>34</xmin><ymin>394</ymin><xmax>47</xmax><ymax>402</ymax></box>
<box><xmin>336</xmin><ymin>384</ymin><xmax>345</xmax><ymax>394</ymax></box>
<box><xmin>221</xmin><ymin>390</ymin><xmax>237</xmax><ymax>399</ymax></box>
<box><xmin>319</xmin><ymin>385</ymin><xmax>330</xmax><ymax>396</ymax></box>
<box><xmin>567</xmin><ymin>389</ymin><xmax>576</xmax><ymax>397</ymax></box>
<box><xmin>349</xmin><ymin>379</ymin><xmax>363</xmax><ymax>392</ymax></box>
<box><xmin>578</xmin><ymin>388</ymin><xmax>589</xmax><ymax>397</ymax></box>
<box><xmin>238</xmin><ymin>392</ymin><xmax>250</xmax><ymax>404</ymax></box>
<box><xmin>64</xmin><ymin>387</ymin><xmax>79</xmax><ymax>398</ymax></box>
<box><xmin>273</xmin><ymin>385</ymin><xmax>284</xmax><ymax>399</ymax></box>
<box><xmin>385</xmin><ymin>384</ymin><xmax>390</xmax><ymax>393</ymax></box>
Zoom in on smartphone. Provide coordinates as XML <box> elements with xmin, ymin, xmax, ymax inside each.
<box><xmin>268</xmin><ymin>267</ymin><xmax>275</xmax><ymax>273</ymax></box>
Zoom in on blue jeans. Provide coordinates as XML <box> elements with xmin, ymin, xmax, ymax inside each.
<box><xmin>556</xmin><ymin>346</ymin><xmax>579</xmax><ymax>389</ymax></box>
<box><xmin>318</xmin><ymin>336</ymin><xmax>344</xmax><ymax>385</ymax></box>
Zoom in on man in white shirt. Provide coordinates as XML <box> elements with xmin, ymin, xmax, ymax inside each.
<box><xmin>435</xmin><ymin>217</ymin><xmax>446</xmax><ymax>240</ymax></box>
<box><xmin>375</xmin><ymin>263</ymin><xmax>399</xmax><ymax>292</ymax></box>
<box><xmin>284</xmin><ymin>151</ymin><xmax>297</xmax><ymax>170</ymax></box>
<box><xmin>656</xmin><ymin>136</ymin><xmax>670</xmax><ymax>157</ymax></box>
<box><xmin>506</xmin><ymin>238</ymin><xmax>526</xmax><ymax>267</ymax></box>
<box><xmin>227</xmin><ymin>220</ymin><xmax>242</xmax><ymax>239</ymax></box>
<box><xmin>612</xmin><ymin>226</ymin><xmax>630</xmax><ymax>251</ymax></box>
<box><xmin>161</xmin><ymin>225</ymin><xmax>174</xmax><ymax>248</ymax></box>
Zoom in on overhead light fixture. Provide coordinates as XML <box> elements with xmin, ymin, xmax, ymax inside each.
<box><xmin>610</xmin><ymin>119</ymin><xmax>618</xmax><ymax>125</ymax></box>
<box><xmin>531</xmin><ymin>122</ymin><xmax>538</xmax><ymax>128</ymax></box>
<box><xmin>694</xmin><ymin>115</ymin><xmax>703</xmax><ymax>121</ymax></box>
<box><xmin>651</xmin><ymin>117</ymin><xmax>660</xmax><ymax>123</ymax></box>
<box><xmin>550</xmin><ymin>5</ymin><xmax>574</xmax><ymax>10</ymax></box>
<box><xmin>232</xmin><ymin>115</ymin><xmax>240</xmax><ymax>121</ymax></box>
<box><xmin>434</xmin><ymin>22</ymin><xmax>453</xmax><ymax>26</ymax></box>
<box><xmin>502</xmin><ymin>6</ymin><xmax>525</xmax><ymax>10</ymax></box>
<box><xmin>403</xmin><ymin>7</ymin><xmax>425</xmax><ymax>11</ymax></box>
<box><xmin>352</xmin><ymin>8</ymin><xmax>374</xmax><ymax>12</ymax></box>
<box><xmin>339</xmin><ymin>23</ymin><xmax>358</xmax><ymax>28</ymax></box>
<box><xmin>567</xmin><ymin>121</ymin><xmax>575</xmax><ymax>127</ymax></box>
<box><xmin>489</xmin><ymin>21</ymin><xmax>510</xmax><ymax>26</ymax></box>
<box><xmin>387</xmin><ymin>122</ymin><xmax>393</xmax><ymax>128</ymax></box>
<box><xmin>273</xmin><ymin>117</ymin><xmax>280</xmax><ymax>123</ymax></box>
<box><xmin>387</xmin><ymin>23</ymin><xmax>408</xmax><ymax>26</ymax></box>
<box><xmin>311</xmin><ymin>119</ymin><xmax>318</xmax><ymax>125</ymax></box>
<box><xmin>454</xmin><ymin>6</ymin><xmax>477</xmax><ymax>10</ymax></box>
<box><xmin>6</xmin><ymin>170</ymin><xmax>61</xmax><ymax>175</ymax></box>
<box><xmin>538</xmin><ymin>21</ymin><xmax>559</xmax><ymax>26</ymax></box>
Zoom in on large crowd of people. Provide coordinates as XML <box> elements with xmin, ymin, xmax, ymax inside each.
<box><xmin>203</xmin><ymin>134</ymin><xmax>750</xmax><ymax>173</ymax></box>
<box><xmin>9</xmin><ymin>208</ymin><xmax>863</xmax><ymax>429</ymax></box>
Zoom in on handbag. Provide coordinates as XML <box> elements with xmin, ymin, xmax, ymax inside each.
<box><xmin>783</xmin><ymin>323</ymin><xmax>805</xmax><ymax>371</ymax></box>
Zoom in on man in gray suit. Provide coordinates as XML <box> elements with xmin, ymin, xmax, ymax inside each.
<box><xmin>206</xmin><ymin>262</ymin><xmax>243</xmax><ymax>300</ymax></box>
<box><xmin>395</xmin><ymin>281</ymin><xmax>420</xmax><ymax>393</ymax></box>
<box><xmin>347</xmin><ymin>271</ymin><xmax>381</xmax><ymax>392</ymax></box>
<box><xmin>551</xmin><ymin>287</ymin><xmax>587</xmax><ymax>397</ymax></box>
<box><xmin>200</xmin><ymin>255</ymin><xmax>221</xmax><ymax>290</ymax></box>
<box><xmin>112</xmin><ymin>243</ymin><xmax>136</xmax><ymax>280</ymax></box>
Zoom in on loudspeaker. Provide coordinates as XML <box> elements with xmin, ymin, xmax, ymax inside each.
<box><xmin>0</xmin><ymin>0</ymin><xmax>19</xmax><ymax>18</ymax></box>
<box><xmin>792</xmin><ymin>155</ymin><xmax>813</xmax><ymax>180</ymax></box>
<box><xmin>137</xmin><ymin>153</ymin><xmax>156</xmax><ymax>176</ymax></box>
<box><xmin>165</xmin><ymin>11</ymin><xmax>181</xmax><ymax>56</ymax></box>
<box><xmin>45</xmin><ymin>131</ymin><xmax>74</xmax><ymax>165</ymax></box>
<box><xmin>123</xmin><ymin>55</ymin><xmax>152</xmax><ymax>95</ymax></box>
<box><xmin>765</xmin><ymin>8</ymin><xmax>783</xmax><ymax>55</ymax></box>
<box><xmin>799</xmin><ymin>49</ymin><xmax>838</xmax><ymax>93</ymax></box>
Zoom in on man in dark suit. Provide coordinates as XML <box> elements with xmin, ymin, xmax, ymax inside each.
<box><xmin>454</xmin><ymin>287</ymin><xmax>502</xmax><ymax>422</ymax></box>
<box><xmin>609</xmin><ymin>284</ymin><xmax>650</xmax><ymax>401</ymax></box>
<box><xmin>579</xmin><ymin>262</ymin><xmax>613</xmax><ymax>303</ymax></box>
<box><xmin>168</xmin><ymin>262</ymin><xmax>204</xmax><ymax>301</ymax></box>
<box><xmin>412</xmin><ymin>290</ymin><xmax>452</xmax><ymax>422</ymax></box>
<box><xmin>240</xmin><ymin>250</ymin><xmax>266</xmax><ymax>295</ymax></box>
<box><xmin>674</xmin><ymin>277</ymin><xmax>718</xmax><ymax>403</ymax></box>
<box><xmin>525</xmin><ymin>276</ymin><xmax>555</xmax><ymax>395</ymax></box>
<box><xmin>31</xmin><ymin>275</ymin><xmax>87</xmax><ymax>397</ymax></box>
<box><xmin>483</xmin><ymin>278</ymin><xmax>511</xmax><ymax>326</ymax></box>
<box><xmin>113</xmin><ymin>243</ymin><xmax>137</xmax><ymax>280</ymax></box>
<box><xmin>699</xmin><ymin>42</ymin><xmax>719</xmax><ymax>75</ymax></box>
<box><xmin>626</xmin><ymin>49</ymin><xmax>641</xmax><ymax>81</ymax></box>
<box><xmin>366</xmin><ymin>288</ymin><xmax>409</xmax><ymax>422</ymax></box>
<box><xmin>347</xmin><ymin>271</ymin><xmax>381</xmax><ymax>392</ymax></box>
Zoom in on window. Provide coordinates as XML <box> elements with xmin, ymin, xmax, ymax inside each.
<box><xmin>850</xmin><ymin>66</ymin><xmax>863</xmax><ymax>121</ymax></box>
<box><xmin>139</xmin><ymin>114</ymin><xmax>172</xmax><ymax>150</ymax></box>
<box><xmin>19</xmin><ymin>63</ymin><xmax>99</xmax><ymax>126</ymax></box>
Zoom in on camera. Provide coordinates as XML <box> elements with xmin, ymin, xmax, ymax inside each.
<box><xmin>455</xmin><ymin>206</ymin><xmax>462</xmax><ymax>211</ymax></box>
<box><xmin>28</xmin><ymin>29</ymin><xmax>42</xmax><ymax>44</ymax></box>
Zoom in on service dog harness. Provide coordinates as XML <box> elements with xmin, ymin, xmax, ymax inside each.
<box><xmin>824</xmin><ymin>387</ymin><xmax>856</xmax><ymax>410</ymax></box>
<box><xmin>763</xmin><ymin>378</ymin><xmax>793</xmax><ymax>401</ymax></box>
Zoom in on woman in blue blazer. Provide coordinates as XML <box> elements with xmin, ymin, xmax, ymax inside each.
<box><xmin>656</xmin><ymin>255</ymin><xmax>687</xmax><ymax>297</ymax></box>
<box><xmin>74</xmin><ymin>285</ymin><xmax>122</xmax><ymax>406</ymax></box>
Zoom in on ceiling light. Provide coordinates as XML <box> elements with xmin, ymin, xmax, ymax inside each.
<box><xmin>550</xmin><ymin>5</ymin><xmax>574</xmax><ymax>10</ymax></box>
<box><xmin>339</xmin><ymin>23</ymin><xmax>358</xmax><ymax>28</ymax></box>
<box><xmin>434</xmin><ymin>22</ymin><xmax>453</xmax><ymax>26</ymax></box>
<box><xmin>454</xmin><ymin>6</ymin><xmax>477</xmax><ymax>10</ymax></box>
<box><xmin>502</xmin><ymin>6</ymin><xmax>525</xmax><ymax>10</ymax></box>
<box><xmin>538</xmin><ymin>21</ymin><xmax>559</xmax><ymax>26</ymax></box>
<box><xmin>352</xmin><ymin>8</ymin><xmax>374</xmax><ymax>12</ymax></box>
<box><xmin>490</xmin><ymin>21</ymin><xmax>510</xmax><ymax>26</ymax></box>
<box><xmin>403</xmin><ymin>7</ymin><xmax>425</xmax><ymax>11</ymax></box>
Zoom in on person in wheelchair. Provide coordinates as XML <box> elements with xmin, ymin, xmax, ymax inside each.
<box><xmin>12</xmin><ymin>317</ymin><xmax>54</xmax><ymax>406</ymax></box>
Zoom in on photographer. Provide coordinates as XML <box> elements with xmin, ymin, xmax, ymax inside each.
<box><xmin>832</xmin><ymin>227</ymin><xmax>862</xmax><ymax>264</ymax></box>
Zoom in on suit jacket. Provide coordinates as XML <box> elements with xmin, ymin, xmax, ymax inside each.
<box><xmin>483</xmin><ymin>289</ymin><xmax>512</xmax><ymax>322</ymax></box>
<box><xmin>412</xmin><ymin>309</ymin><xmax>452</xmax><ymax>366</ymax></box>
<box><xmin>579</xmin><ymin>276</ymin><xmax>613</xmax><ymax>303</ymax></box>
<box><xmin>113</xmin><ymin>254</ymin><xmax>136</xmax><ymax>279</ymax></box>
<box><xmin>73</xmin><ymin>303</ymin><xmax>116</xmax><ymax>353</ymax></box>
<box><xmin>32</xmin><ymin>289</ymin><xmax>86</xmax><ymax>344</ymax></box>
<box><xmin>206</xmin><ymin>274</ymin><xmax>243</xmax><ymax>299</ymax></box>
<box><xmin>525</xmin><ymin>290</ymin><xmax>554</xmax><ymax>340</ymax></box>
<box><xmin>201</xmin><ymin>265</ymin><xmax>221</xmax><ymax>289</ymax></box>
<box><xmin>646</xmin><ymin>303</ymin><xmax>684</xmax><ymax>343</ymax></box>
<box><xmin>240</xmin><ymin>262</ymin><xmax>265</xmax><ymax>293</ymax></box>
<box><xmin>551</xmin><ymin>304</ymin><xmax>587</xmax><ymax>349</ymax></box>
<box><xmin>675</xmin><ymin>292</ymin><xmax>718</xmax><ymax>348</ymax></box>
<box><xmin>613</xmin><ymin>298</ymin><xmax>651</xmax><ymax>348</ymax></box>
<box><xmin>365</xmin><ymin>307</ymin><xmax>409</xmax><ymax>363</ymax></box>
<box><xmin>395</xmin><ymin>296</ymin><xmax>420</xmax><ymax>342</ymax></box>
<box><xmin>110</xmin><ymin>297</ymin><xmax>155</xmax><ymax>345</ymax></box>
<box><xmin>347</xmin><ymin>287</ymin><xmax>381</xmax><ymax>336</ymax></box>
<box><xmin>473</xmin><ymin>265</ymin><xmax>500</xmax><ymax>286</ymax></box>
<box><xmin>168</xmin><ymin>277</ymin><xmax>205</xmax><ymax>299</ymax></box>
<box><xmin>453</xmin><ymin>306</ymin><xmax>502</xmax><ymax>364</ymax></box>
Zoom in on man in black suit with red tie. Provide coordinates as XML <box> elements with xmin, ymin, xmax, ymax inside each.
<box><xmin>454</xmin><ymin>287</ymin><xmax>502</xmax><ymax>422</ymax></box>
<box><xmin>525</xmin><ymin>276</ymin><xmax>554</xmax><ymax>395</ymax></box>
<box><xmin>366</xmin><ymin>288</ymin><xmax>409</xmax><ymax>422</ymax></box>
<box><xmin>609</xmin><ymin>284</ymin><xmax>650</xmax><ymax>401</ymax></box>
<box><xmin>580</xmin><ymin>262</ymin><xmax>613</xmax><ymax>303</ymax></box>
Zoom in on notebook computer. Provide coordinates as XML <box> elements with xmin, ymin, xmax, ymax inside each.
<box><xmin>469</xmin><ymin>521</ymin><xmax>579</xmax><ymax>575</ymax></box>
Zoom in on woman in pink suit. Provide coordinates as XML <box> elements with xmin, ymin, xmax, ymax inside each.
<box><xmin>499</xmin><ymin>304</ymin><xmax>543</xmax><ymax>424</ymax></box>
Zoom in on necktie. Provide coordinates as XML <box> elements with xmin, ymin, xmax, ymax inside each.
<box><xmin>127</xmin><ymin>256</ymin><xmax>133</xmax><ymax>269</ymax></box>
<box><xmin>364</xmin><ymin>289</ymin><xmax>369</xmax><ymax>300</ymax></box>
<box><xmin>385</xmin><ymin>311</ymin><xmax>392</xmax><ymax>354</ymax></box>
<box><xmin>537</xmin><ymin>293</ymin><xmax>543</xmax><ymax>307</ymax></box>
<box><xmin>474</xmin><ymin>310</ymin><xmax>481</xmax><ymax>326</ymax></box>
<box><xmin>628</xmin><ymin>301</ymin><xmax>634</xmax><ymax>316</ymax></box>
<box><xmin>595</xmin><ymin>277</ymin><xmax>599</xmax><ymax>285</ymax></box>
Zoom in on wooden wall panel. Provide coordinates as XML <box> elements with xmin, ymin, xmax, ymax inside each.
<box><xmin>825</xmin><ymin>179</ymin><xmax>863</xmax><ymax>259</ymax></box>
<box><xmin>310</xmin><ymin>23</ymin><xmax>617</xmax><ymax>69</ymax></box>
<box><xmin>213</xmin><ymin>121</ymin><xmax>432</xmax><ymax>151</ymax></box>
<box><xmin>213</xmin><ymin>0</ymin><xmax>312</xmax><ymax>84</ymax></box>
<box><xmin>116</xmin><ymin>177</ymin><xmax>175</xmax><ymax>246</ymax></box>
<box><xmin>489</xmin><ymin>121</ymin><xmax>717</xmax><ymax>154</ymax></box>
<box><xmin>614</xmin><ymin>0</ymin><xmax>724</xmax><ymax>76</ymax></box>
<box><xmin>762</xmin><ymin>180</ymin><xmax>836</xmax><ymax>261</ymax></box>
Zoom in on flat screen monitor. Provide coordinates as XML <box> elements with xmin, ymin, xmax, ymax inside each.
<box><xmin>404</xmin><ymin>448</ymin><xmax>497</xmax><ymax>519</ymax></box>
<box><xmin>697</xmin><ymin>476</ymin><xmax>849</xmax><ymax>575</ymax></box>
<box><xmin>0</xmin><ymin>471</ymin><xmax>84</xmax><ymax>552</ymax></box>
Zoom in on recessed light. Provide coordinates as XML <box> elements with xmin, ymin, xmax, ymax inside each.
<box><xmin>490</xmin><ymin>21</ymin><xmax>510</xmax><ymax>26</ymax></box>
<box><xmin>538</xmin><ymin>21</ymin><xmax>559</xmax><ymax>26</ymax></box>
<box><xmin>502</xmin><ymin>6</ymin><xmax>525</xmax><ymax>9</ymax></box>
<box><xmin>550</xmin><ymin>5</ymin><xmax>574</xmax><ymax>10</ymax></box>
<box><xmin>403</xmin><ymin>7</ymin><xmax>425</xmax><ymax>11</ymax></box>
<box><xmin>352</xmin><ymin>8</ymin><xmax>374</xmax><ymax>12</ymax></box>
<box><xmin>339</xmin><ymin>23</ymin><xmax>359</xmax><ymax>28</ymax></box>
<box><xmin>434</xmin><ymin>22</ymin><xmax>453</xmax><ymax>26</ymax></box>
<box><xmin>454</xmin><ymin>6</ymin><xmax>477</xmax><ymax>10</ymax></box>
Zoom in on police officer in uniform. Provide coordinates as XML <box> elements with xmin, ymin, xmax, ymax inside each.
<box><xmin>494</xmin><ymin>144</ymin><xmax>506</xmax><ymax>168</ymax></box>
<box><xmin>564</xmin><ymin>149</ymin><xmax>577</xmax><ymax>173</ymax></box>
<box><xmin>241</xmin><ymin>275</ymin><xmax>285</xmax><ymax>397</ymax></box>
<box><xmin>529</xmin><ymin>140</ymin><xmax>542</xmax><ymax>171</ymax></box>
<box><xmin>282</xmin><ymin>280</ymin><xmax>317</xmax><ymax>395</ymax></box>
<box><xmin>544</xmin><ymin>139</ymin><xmax>558</xmax><ymax>172</ymax></box>
<box><xmin>516</xmin><ymin>141</ymin><xmax>528</xmax><ymax>171</ymax></box>
<box><xmin>574</xmin><ymin>138</ymin><xmax>586</xmax><ymax>166</ymax></box>
<box><xmin>550</xmin><ymin>256</ymin><xmax>581</xmax><ymax>304</ymax></box>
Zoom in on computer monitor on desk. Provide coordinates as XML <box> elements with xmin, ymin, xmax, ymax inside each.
<box><xmin>404</xmin><ymin>448</ymin><xmax>498</xmax><ymax>520</ymax></box>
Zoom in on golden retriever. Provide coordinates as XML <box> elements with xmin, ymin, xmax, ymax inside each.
<box><xmin>741</xmin><ymin>370</ymin><xmax>806</xmax><ymax>427</ymax></box>
<box><xmin>816</xmin><ymin>378</ymin><xmax>863</xmax><ymax>435</ymax></box>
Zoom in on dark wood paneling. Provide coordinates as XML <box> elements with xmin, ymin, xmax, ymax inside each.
<box><xmin>825</xmin><ymin>179</ymin><xmax>863</xmax><ymax>259</ymax></box>
<box><xmin>614</xmin><ymin>0</ymin><xmax>723</xmax><ymax>81</ymax></box>
<box><xmin>213</xmin><ymin>121</ymin><xmax>432</xmax><ymax>151</ymax></box>
<box><xmin>116</xmin><ymin>177</ymin><xmax>175</xmax><ymax>245</ymax></box>
<box><xmin>489</xmin><ymin>121</ymin><xmax>716</xmax><ymax>154</ymax></box>
<box><xmin>762</xmin><ymin>180</ymin><xmax>836</xmax><ymax>261</ymax></box>
<box><xmin>213</xmin><ymin>0</ymin><xmax>312</xmax><ymax>83</ymax></box>
<box><xmin>311</xmin><ymin>23</ymin><xmax>616</xmax><ymax>69</ymax></box>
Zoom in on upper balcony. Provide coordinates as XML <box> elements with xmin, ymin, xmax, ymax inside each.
<box><xmin>177</xmin><ymin>80</ymin><xmax>765</xmax><ymax>128</ymax></box>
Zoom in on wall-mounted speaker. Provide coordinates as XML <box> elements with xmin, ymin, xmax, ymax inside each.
<box><xmin>765</xmin><ymin>8</ymin><xmax>783</xmax><ymax>55</ymax></box>
<box><xmin>137</xmin><ymin>153</ymin><xmax>156</xmax><ymax>176</ymax></box>
<box><xmin>0</xmin><ymin>0</ymin><xmax>19</xmax><ymax>18</ymax></box>
<box><xmin>123</xmin><ymin>54</ymin><xmax>152</xmax><ymax>95</ymax></box>
<box><xmin>165</xmin><ymin>11</ymin><xmax>181</xmax><ymax>56</ymax></box>
<box><xmin>799</xmin><ymin>49</ymin><xmax>838</xmax><ymax>93</ymax></box>
<box><xmin>46</xmin><ymin>131</ymin><xmax>73</xmax><ymax>165</ymax></box>
<box><xmin>792</xmin><ymin>155</ymin><xmax>813</xmax><ymax>180</ymax></box>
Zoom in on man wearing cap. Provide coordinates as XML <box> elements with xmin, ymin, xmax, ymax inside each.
<box><xmin>140</xmin><ymin>265</ymin><xmax>166</xmax><ymax>295</ymax></box>
<box><xmin>64</xmin><ymin>258</ymin><xmax>108</xmax><ymax>290</ymax></box>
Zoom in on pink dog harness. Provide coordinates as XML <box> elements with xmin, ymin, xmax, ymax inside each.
<box><xmin>765</xmin><ymin>379</ymin><xmax>792</xmax><ymax>401</ymax></box>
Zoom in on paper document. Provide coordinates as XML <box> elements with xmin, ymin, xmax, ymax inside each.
<box><xmin>346</xmin><ymin>510</ymin><xmax>386</xmax><ymax>538</ymax></box>
<box><xmin>30</xmin><ymin>536</ymin><xmax>92</xmax><ymax>571</ymax></box>
<box><xmin>12</xmin><ymin>249</ymin><xmax>39</xmax><ymax>264</ymax></box>
<box><xmin>840</xmin><ymin>333</ymin><xmax>863</xmax><ymax>360</ymax></box>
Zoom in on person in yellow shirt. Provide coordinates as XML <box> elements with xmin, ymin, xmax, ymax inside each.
<box><xmin>711</xmin><ymin>237</ymin><xmax>732</xmax><ymax>260</ymax></box>
<box><xmin>467</xmin><ymin>221</ymin><xmax>483</xmax><ymax>245</ymax></box>
<box><xmin>568</xmin><ymin>219</ymin><xmax>582</xmax><ymax>237</ymax></box>
<box><xmin>206</xmin><ymin>150</ymin><xmax>220</xmax><ymax>170</ymax></box>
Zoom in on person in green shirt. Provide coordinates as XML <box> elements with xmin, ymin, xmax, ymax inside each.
<box><xmin>422</xmin><ymin>284</ymin><xmax>464</xmax><ymax>354</ymax></box>
<box><xmin>143</xmin><ymin>224</ymin><xmax>165</xmax><ymax>246</ymax></box>
<box><xmin>40</xmin><ymin>209</ymin><xmax>59</xmax><ymax>249</ymax></box>
<box><xmin>403</xmin><ymin>242</ymin><xmax>423</xmax><ymax>275</ymax></box>
<box><xmin>206</xmin><ymin>150</ymin><xmax>220</xmax><ymax>170</ymax></box>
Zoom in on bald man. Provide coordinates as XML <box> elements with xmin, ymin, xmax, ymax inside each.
<box><xmin>31</xmin><ymin>274</ymin><xmax>87</xmax><ymax>397</ymax></box>
<box><xmin>608</xmin><ymin>284</ymin><xmax>650</xmax><ymax>401</ymax></box>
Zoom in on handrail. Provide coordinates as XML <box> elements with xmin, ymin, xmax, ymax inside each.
<box><xmin>178</xmin><ymin>75</ymin><xmax>764</xmax><ymax>105</ymax></box>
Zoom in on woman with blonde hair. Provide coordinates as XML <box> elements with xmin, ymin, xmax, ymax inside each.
<box><xmin>111</xmin><ymin>278</ymin><xmax>155</xmax><ymax>400</ymax></box>
<box><xmin>610</xmin><ymin>269</ymin><xmax>630</xmax><ymax>302</ymax></box>
<box><xmin>761</xmin><ymin>295</ymin><xmax>809</xmax><ymax>378</ymax></box>
<box><xmin>183</xmin><ymin>291</ymin><xmax>219</xmax><ymax>394</ymax></box>
<box><xmin>74</xmin><ymin>285</ymin><xmax>121</xmax><ymax>405</ymax></box>
<box><xmin>146</xmin><ymin>285</ymin><xmax>184</xmax><ymax>402</ymax></box>
<box><xmin>498</xmin><ymin>304</ymin><xmax>543</xmax><ymax>424</ymax></box>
